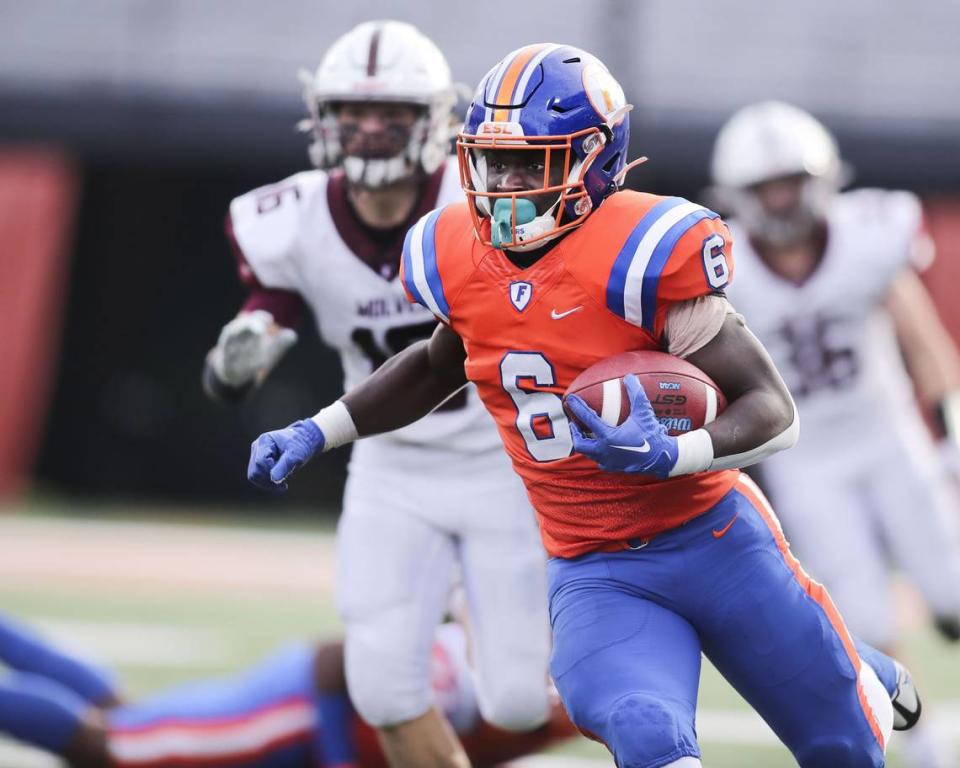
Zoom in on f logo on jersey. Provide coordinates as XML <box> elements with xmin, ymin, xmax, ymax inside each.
<box><xmin>509</xmin><ymin>281</ymin><xmax>533</xmax><ymax>312</ymax></box>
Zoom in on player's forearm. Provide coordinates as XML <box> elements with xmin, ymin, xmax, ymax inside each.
<box><xmin>672</xmin><ymin>315</ymin><xmax>799</xmax><ymax>475</ymax></box>
<box><xmin>248</xmin><ymin>326</ymin><xmax>468</xmax><ymax>492</ymax></box>
<box><xmin>306</xmin><ymin>344</ymin><xmax>462</xmax><ymax>454</ymax></box>
<box><xmin>340</xmin><ymin>339</ymin><xmax>467</xmax><ymax>438</ymax></box>
<box><xmin>887</xmin><ymin>271</ymin><xmax>960</xmax><ymax>405</ymax></box>
<box><xmin>670</xmin><ymin>387</ymin><xmax>798</xmax><ymax>476</ymax></box>
<box><xmin>705</xmin><ymin>388</ymin><xmax>797</xmax><ymax>466</ymax></box>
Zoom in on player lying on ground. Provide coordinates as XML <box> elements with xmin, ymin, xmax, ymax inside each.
<box><xmin>0</xmin><ymin>613</ymin><xmax>575</xmax><ymax>768</ymax></box>
<box><xmin>249</xmin><ymin>43</ymin><xmax>924</xmax><ymax>768</ymax></box>
<box><xmin>203</xmin><ymin>21</ymin><xmax>552</xmax><ymax>768</ymax></box>
<box><xmin>714</xmin><ymin>100</ymin><xmax>960</xmax><ymax>768</ymax></box>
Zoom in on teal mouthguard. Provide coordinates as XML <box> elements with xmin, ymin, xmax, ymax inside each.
<box><xmin>492</xmin><ymin>198</ymin><xmax>537</xmax><ymax>248</ymax></box>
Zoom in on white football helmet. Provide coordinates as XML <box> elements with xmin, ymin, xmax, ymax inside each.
<box><xmin>299</xmin><ymin>20</ymin><xmax>459</xmax><ymax>188</ymax></box>
<box><xmin>710</xmin><ymin>101</ymin><xmax>850</xmax><ymax>247</ymax></box>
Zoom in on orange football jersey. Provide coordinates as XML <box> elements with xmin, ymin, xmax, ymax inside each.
<box><xmin>400</xmin><ymin>191</ymin><xmax>740</xmax><ymax>558</ymax></box>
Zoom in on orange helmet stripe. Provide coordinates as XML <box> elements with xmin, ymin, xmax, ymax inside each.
<box><xmin>492</xmin><ymin>44</ymin><xmax>549</xmax><ymax>122</ymax></box>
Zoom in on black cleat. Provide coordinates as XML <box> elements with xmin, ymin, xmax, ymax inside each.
<box><xmin>891</xmin><ymin>661</ymin><xmax>922</xmax><ymax>731</ymax></box>
<box><xmin>934</xmin><ymin>614</ymin><xmax>960</xmax><ymax>643</ymax></box>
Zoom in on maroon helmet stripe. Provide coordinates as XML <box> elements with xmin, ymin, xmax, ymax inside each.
<box><xmin>366</xmin><ymin>26</ymin><xmax>382</xmax><ymax>76</ymax></box>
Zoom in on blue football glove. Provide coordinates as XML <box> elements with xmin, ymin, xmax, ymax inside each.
<box><xmin>247</xmin><ymin>419</ymin><xmax>325</xmax><ymax>493</ymax></box>
<box><xmin>567</xmin><ymin>374</ymin><xmax>679</xmax><ymax>478</ymax></box>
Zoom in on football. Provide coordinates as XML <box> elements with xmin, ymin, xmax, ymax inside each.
<box><xmin>563</xmin><ymin>350</ymin><xmax>726</xmax><ymax>435</ymax></box>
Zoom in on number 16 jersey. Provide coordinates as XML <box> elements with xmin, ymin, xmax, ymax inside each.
<box><xmin>725</xmin><ymin>189</ymin><xmax>930</xmax><ymax>474</ymax></box>
<box><xmin>229</xmin><ymin>161</ymin><xmax>505</xmax><ymax>468</ymax></box>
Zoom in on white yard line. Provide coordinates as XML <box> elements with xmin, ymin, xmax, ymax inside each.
<box><xmin>31</xmin><ymin>617</ymin><xmax>237</xmax><ymax>669</ymax></box>
<box><xmin>0</xmin><ymin>515</ymin><xmax>337</xmax><ymax>595</ymax></box>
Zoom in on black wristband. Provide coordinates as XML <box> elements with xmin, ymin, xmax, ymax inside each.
<box><xmin>935</xmin><ymin>391</ymin><xmax>960</xmax><ymax>440</ymax></box>
<box><xmin>202</xmin><ymin>359</ymin><xmax>254</xmax><ymax>404</ymax></box>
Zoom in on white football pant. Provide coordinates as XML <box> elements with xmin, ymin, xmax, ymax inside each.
<box><xmin>336</xmin><ymin>447</ymin><xmax>551</xmax><ymax>731</ymax></box>
<box><xmin>763</xmin><ymin>439</ymin><xmax>960</xmax><ymax>648</ymax></box>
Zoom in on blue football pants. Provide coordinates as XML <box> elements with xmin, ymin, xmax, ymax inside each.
<box><xmin>548</xmin><ymin>477</ymin><xmax>892</xmax><ymax>768</ymax></box>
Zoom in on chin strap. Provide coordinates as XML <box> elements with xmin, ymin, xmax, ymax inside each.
<box><xmin>492</xmin><ymin>198</ymin><xmax>566</xmax><ymax>252</ymax></box>
<box><xmin>488</xmin><ymin>150</ymin><xmax>592</xmax><ymax>251</ymax></box>
<box><xmin>613</xmin><ymin>156</ymin><xmax>649</xmax><ymax>186</ymax></box>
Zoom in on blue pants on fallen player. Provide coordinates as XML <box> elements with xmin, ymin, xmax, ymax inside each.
<box><xmin>108</xmin><ymin>643</ymin><xmax>343</xmax><ymax>767</ymax></box>
<box><xmin>0</xmin><ymin>613</ymin><xmax>355</xmax><ymax>767</ymax></box>
<box><xmin>548</xmin><ymin>475</ymin><xmax>896</xmax><ymax>768</ymax></box>
<box><xmin>0</xmin><ymin>613</ymin><xmax>119</xmax><ymax>752</ymax></box>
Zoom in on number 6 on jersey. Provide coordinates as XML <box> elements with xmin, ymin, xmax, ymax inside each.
<box><xmin>702</xmin><ymin>233</ymin><xmax>730</xmax><ymax>289</ymax></box>
<box><xmin>500</xmin><ymin>352</ymin><xmax>573</xmax><ymax>462</ymax></box>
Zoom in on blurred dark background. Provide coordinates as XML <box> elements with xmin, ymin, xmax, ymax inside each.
<box><xmin>2</xmin><ymin>0</ymin><xmax>959</xmax><ymax>511</ymax></box>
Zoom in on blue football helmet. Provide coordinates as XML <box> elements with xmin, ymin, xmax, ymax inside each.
<box><xmin>457</xmin><ymin>43</ymin><xmax>639</xmax><ymax>251</ymax></box>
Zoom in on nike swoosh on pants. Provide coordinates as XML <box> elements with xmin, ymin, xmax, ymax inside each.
<box><xmin>712</xmin><ymin>513</ymin><xmax>738</xmax><ymax>538</ymax></box>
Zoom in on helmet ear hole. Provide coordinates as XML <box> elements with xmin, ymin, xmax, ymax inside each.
<box><xmin>602</xmin><ymin>151</ymin><xmax>621</xmax><ymax>173</ymax></box>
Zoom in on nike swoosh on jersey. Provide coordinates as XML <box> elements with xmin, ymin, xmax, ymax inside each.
<box><xmin>550</xmin><ymin>306</ymin><xmax>583</xmax><ymax>320</ymax></box>
<box><xmin>712</xmin><ymin>513</ymin><xmax>738</xmax><ymax>539</ymax></box>
<box><xmin>611</xmin><ymin>442</ymin><xmax>651</xmax><ymax>453</ymax></box>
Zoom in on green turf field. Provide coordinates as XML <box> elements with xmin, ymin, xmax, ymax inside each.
<box><xmin>0</xmin><ymin>510</ymin><xmax>957</xmax><ymax>767</ymax></box>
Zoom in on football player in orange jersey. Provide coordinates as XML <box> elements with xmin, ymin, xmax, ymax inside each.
<box><xmin>248</xmin><ymin>44</ymin><xmax>921</xmax><ymax>768</ymax></box>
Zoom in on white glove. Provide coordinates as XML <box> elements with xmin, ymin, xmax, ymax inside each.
<box><xmin>210</xmin><ymin>310</ymin><xmax>298</xmax><ymax>387</ymax></box>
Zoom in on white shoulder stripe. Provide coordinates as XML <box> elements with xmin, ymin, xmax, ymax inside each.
<box><xmin>622</xmin><ymin>201</ymin><xmax>705</xmax><ymax>326</ymax></box>
<box><xmin>407</xmin><ymin>213</ymin><xmax>449</xmax><ymax>323</ymax></box>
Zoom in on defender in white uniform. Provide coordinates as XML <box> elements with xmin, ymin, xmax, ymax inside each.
<box><xmin>714</xmin><ymin>101</ymin><xmax>960</xmax><ymax>768</ymax></box>
<box><xmin>203</xmin><ymin>21</ymin><xmax>550</xmax><ymax>768</ymax></box>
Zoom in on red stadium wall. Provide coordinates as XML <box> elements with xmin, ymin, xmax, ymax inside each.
<box><xmin>0</xmin><ymin>149</ymin><xmax>78</xmax><ymax>501</ymax></box>
<box><xmin>923</xmin><ymin>198</ymin><xmax>960</xmax><ymax>346</ymax></box>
